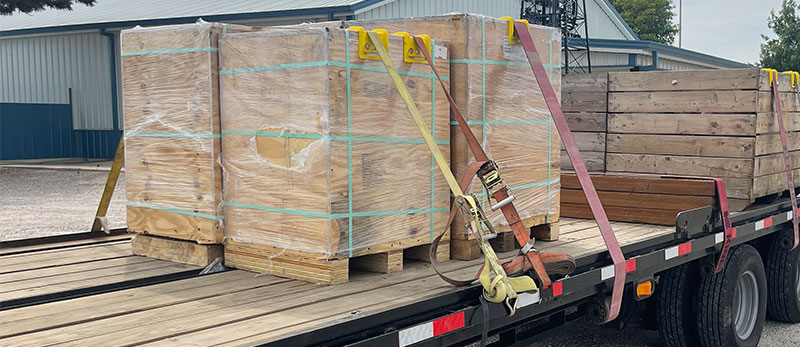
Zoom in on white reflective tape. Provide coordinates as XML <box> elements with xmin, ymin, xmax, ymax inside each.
<box><xmin>756</xmin><ymin>220</ymin><xmax>765</xmax><ymax>230</ymax></box>
<box><xmin>715</xmin><ymin>232</ymin><xmax>724</xmax><ymax>244</ymax></box>
<box><xmin>601</xmin><ymin>265</ymin><xmax>615</xmax><ymax>280</ymax></box>
<box><xmin>398</xmin><ymin>322</ymin><xmax>433</xmax><ymax>347</ymax></box>
<box><xmin>518</xmin><ymin>291</ymin><xmax>541</xmax><ymax>308</ymax></box>
<box><xmin>788</xmin><ymin>211</ymin><xmax>793</xmax><ymax>221</ymax></box>
<box><xmin>664</xmin><ymin>246</ymin><xmax>680</xmax><ymax>260</ymax></box>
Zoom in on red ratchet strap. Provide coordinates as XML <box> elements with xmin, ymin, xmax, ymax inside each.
<box><xmin>413</xmin><ymin>36</ymin><xmax>567</xmax><ymax>289</ymax></box>
<box><xmin>768</xmin><ymin>70</ymin><xmax>799</xmax><ymax>249</ymax></box>
<box><xmin>513</xmin><ymin>21</ymin><xmax>625</xmax><ymax>322</ymax></box>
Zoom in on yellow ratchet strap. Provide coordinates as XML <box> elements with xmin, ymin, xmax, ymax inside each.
<box><xmin>364</xmin><ymin>30</ymin><xmax>537</xmax><ymax>309</ymax></box>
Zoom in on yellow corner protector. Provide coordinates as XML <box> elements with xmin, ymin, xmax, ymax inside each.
<box><xmin>784</xmin><ymin>71</ymin><xmax>799</xmax><ymax>88</ymax></box>
<box><xmin>499</xmin><ymin>17</ymin><xmax>529</xmax><ymax>45</ymax></box>
<box><xmin>763</xmin><ymin>68</ymin><xmax>778</xmax><ymax>86</ymax></box>
<box><xmin>392</xmin><ymin>32</ymin><xmax>431</xmax><ymax>64</ymax></box>
<box><xmin>347</xmin><ymin>26</ymin><xmax>388</xmax><ymax>60</ymax></box>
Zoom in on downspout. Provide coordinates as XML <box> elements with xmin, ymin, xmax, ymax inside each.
<box><xmin>100</xmin><ymin>28</ymin><xmax>119</xmax><ymax>134</ymax></box>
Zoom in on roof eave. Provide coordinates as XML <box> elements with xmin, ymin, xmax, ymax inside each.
<box><xmin>574</xmin><ymin>38</ymin><xmax>750</xmax><ymax>68</ymax></box>
<box><xmin>0</xmin><ymin>0</ymin><xmax>391</xmax><ymax>37</ymax></box>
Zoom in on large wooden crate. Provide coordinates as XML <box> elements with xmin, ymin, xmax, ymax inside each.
<box><xmin>122</xmin><ymin>22</ymin><xmax>255</xmax><ymax>244</ymax></box>
<box><xmin>561</xmin><ymin>73</ymin><xmax>608</xmax><ymax>172</ymax></box>
<box><xmin>334</xmin><ymin>15</ymin><xmax>562</xmax><ymax>259</ymax></box>
<box><xmin>606</xmin><ymin>68</ymin><xmax>800</xmax><ymax>210</ymax></box>
<box><xmin>219</xmin><ymin>28</ymin><xmax>451</xmax><ymax>283</ymax></box>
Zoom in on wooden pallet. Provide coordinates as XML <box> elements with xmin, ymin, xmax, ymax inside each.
<box><xmin>224</xmin><ymin>238</ymin><xmax>450</xmax><ymax>284</ymax></box>
<box><xmin>131</xmin><ymin>234</ymin><xmax>223</xmax><ymax>267</ymax></box>
<box><xmin>450</xmin><ymin>221</ymin><xmax>559</xmax><ymax>260</ymax></box>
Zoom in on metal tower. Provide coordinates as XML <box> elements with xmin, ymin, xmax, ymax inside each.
<box><xmin>521</xmin><ymin>0</ymin><xmax>592</xmax><ymax>73</ymax></box>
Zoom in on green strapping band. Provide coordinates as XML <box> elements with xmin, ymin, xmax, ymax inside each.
<box><xmin>346</xmin><ymin>36</ymin><xmax>354</xmax><ymax>257</ymax></box>
<box><xmin>328</xmin><ymin>62</ymin><xmax>448</xmax><ymax>80</ymax></box>
<box><xmin>221</xmin><ymin>130</ymin><xmax>449</xmax><ymax>145</ymax></box>
<box><xmin>430</xmin><ymin>39</ymin><xmax>437</xmax><ymax>243</ymax></box>
<box><xmin>121</xmin><ymin>47</ymin><xmax>218</xmax><ymax>56</ymax></box>
<box><xmin>125</xmin><ymin>132</ymin><xmax>220</xmax><ymax>139</ymax></box>
<box><xmin>481</xmin><ymin>18</ymin><xmax>487</xmax><ymax>148</ymax></box>
<box><xmin>224</xmin><ymin>201</ymin><xmax>448</xmax><ymax>219</ymax></box>
<box><xmin>218</xmin><ymin>60</ymin><xmax>449</xmax><ymax>81</ymax></box>
<box><xmin>449</xmin><ymin>120</ymin><xmax>553</xmax><ymax>126</ymax></box>
<box><xmin>127</xmin><ymin>201</ymin><xmax>221</xmax><ymax>220</ymax></box>
<box><xmin>450</xmin><ymin>58</ymin><xmax>560</xmax><ymax>68</ymax></box>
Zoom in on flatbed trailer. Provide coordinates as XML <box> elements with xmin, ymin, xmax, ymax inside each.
<box><xmin>0</xmin><ymin>197</ymin><xmax>797</xmax><ymax>346</ymax></box>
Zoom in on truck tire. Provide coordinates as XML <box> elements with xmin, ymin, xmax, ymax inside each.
<box><xmin>657</xmin><ymin>262</ymin><xmax>700</xmax><ymax>347</ymax></box>
<box><xmin>697</xmin><ymin>245</ymin><xmax>767</xmax><ymax>347</ymax></box>
<box><xmin>765</xmin><ymin>231</ymin><xmax>800</xmax><ymax>323</ymax></box>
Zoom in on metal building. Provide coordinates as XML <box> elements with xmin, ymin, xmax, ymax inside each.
<box><xmin>0</xmin><ymin>0</ymin><xmax>748</xmax><ymax>160</ymax></box>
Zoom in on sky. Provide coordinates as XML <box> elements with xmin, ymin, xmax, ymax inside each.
<box><xmin>673</xmin><ymin>0</ymin><xmax>784</xmax><ymax>64</ymax></box>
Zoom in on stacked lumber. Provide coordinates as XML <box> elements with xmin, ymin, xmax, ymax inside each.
<box><xmin>561</xmin><ymin>173</ymin><xmax>716</xmax><ymax>225</ymax></box>
<box><xmin>562</xmin><ymin>73</ymin><xmax>608</xmax><ymax>171</ymax></box>
<box><xmin>337</xmin><ymin>15</ymin><xmax>562</xmax><ymax>259</ymax></box>
<box><xmin>218</xmin><ymin>27</ymin><xmax>451</xmax><ymax>283</ymax></box>
<box><xmin>606</xmin><ymin>68</ymin><xmax>800</xmax><ymax>211</ymax></box>
<box><xmin>121</xmin><ymin>22</ymin><xmax>255</xmax><ymax>261</ymax></box>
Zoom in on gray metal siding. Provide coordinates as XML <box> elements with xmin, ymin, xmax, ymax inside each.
<box><xmin>356</xmin><ymin>0</ymin><xmax>522</xmax><ymax>19</ymax></box>
<box><xmin>0</xmin><ymin>32</ymin><xmax>114</xmax><ymax>130</ymax></box>
<box><xmin>585</xmin><ymin>0</ymin><xmax>628</xmax><ymax>39</ymax></box>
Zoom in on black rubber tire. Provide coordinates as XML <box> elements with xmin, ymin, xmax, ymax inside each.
<box><xmin>697</xmin><ymin>245</ymin><xmax>767</xmax><ymax>347</ymax></box>
<box><xmin>656</xmin><ymin>262</ymin><xmax>700</xmax><ymax>347</ymax></box>
<box><xmin>765</xmin><ymin>231</ymin><xmax>800</xmax><ymax>323</ymax></box>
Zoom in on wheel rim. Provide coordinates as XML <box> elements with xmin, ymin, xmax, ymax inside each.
<box><xmin>734</xmin><ymin>270</ymin><xmax>759</xmax><ymax>340</ymax></box>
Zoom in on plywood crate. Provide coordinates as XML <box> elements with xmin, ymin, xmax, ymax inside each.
<box><xmin>561</xmin><ymin>173</ymin><xmax>716</xmax><ymax>225</ymax></box>
<box><xmin>562</xmin><ymin>73</ymin><xmax>608</xmax><ymax>172</ymax></box>
<box><xmin>122</xmin><ymin>22</ymin><xmax>256</xmax><ymax>244</ymax></box>
<box><xmin>328</xmin><ymin>15</ymin><xmax>562</xmax><ymax>259</ymax></box>
<box><xmin>607</xmin><ymin>68</ymin><xmax>800</xmax><ymax>210</ymax></box>
<box><xmin>219</xmin><ymin>27</ymin><xmax>451</xmax><ymax>283</ymax></box>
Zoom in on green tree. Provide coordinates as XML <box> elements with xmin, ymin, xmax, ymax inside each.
<box><xmin>610</xmin><ymin>0</ymin><xmax>679</xmax><ymax>44</ymax></box>
<box><xmin>760</xmin><ymin>0</ymin><xmax>800</xmax><ymax>71</ymax></box>
<box><xmin>0</xmin><ymin>0</ymin><xmax>95</xmax><ymax>15</ymax></box>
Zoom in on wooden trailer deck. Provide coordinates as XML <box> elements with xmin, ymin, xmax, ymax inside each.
<box><xmin>0</xmin><ymin>218</ymin><xmax>674</xmax><ymax>346</ymax></box>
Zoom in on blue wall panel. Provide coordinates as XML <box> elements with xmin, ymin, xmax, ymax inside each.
<box><xmin>0</xmin><ymin>102</ymin><xmax>73</xmax><ymax>159</ymax></box>
<box><xmin>73</xmin><ymin>130</ymin><xmax>121</xmax><ymax>159</ymax></box>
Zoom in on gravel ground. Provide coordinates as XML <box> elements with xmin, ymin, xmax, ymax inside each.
<box><xmin>0</xmin><ymin>167</ymin><xmax>127</xmax><ymax>241</ymax></box>
<box><xmin>1</xmin><ymin>165</ymin><xmax>798</xmax><ymax>345</ymax></box>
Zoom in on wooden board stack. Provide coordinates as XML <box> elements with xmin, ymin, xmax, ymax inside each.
<box><xmin>121</xmin><ymin>22</ymin><xmax>255</xmax><ymax>264</ymax></box>
<box><xmin>606</xmin><ymin>68</ymin><xmax>800</xmax><ymax>211</ymax></box>
<box><xmin>218</xmin><ymin>28</ymin><xmax>451</xmax><ymax>284</ymax></box>
<box><xmin>337</xmin><ymin>14</ymin><xmax>563</xmax><ymax>259</ymax></box>
<box><xmin>561</xmin><ymin>173</ymin><xmax>716</xmax><ymax>225</ymax></box>
<box><xmin>561</xmin><ymin>73</ymin><xmax>608</xmax><ymax>172</ymax></box>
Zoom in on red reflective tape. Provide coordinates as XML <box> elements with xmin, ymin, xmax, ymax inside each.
<box><xmin>432</xmin><ymin>311</ymin><xmax>465</xmax><ymax>336</ymax></box>
<box><xmin>552</xmin><ymin>281</ymin><xmax>563</xmax><ymax>297</ymax></box>
<box><xmin>764</xmin><ymin>217</ymin><xmax>773</xmax><ymax>228</ymax></box>
<box><xmin>678</xmin><ymin>242</ymin><xmax>692</xmax><ymax>255</ymax></box>
<box><xmin>626</xmin><ymin>259</ymin><xmax>636</xmax><ymax>272</ymax></box>
<box><xmin>732</xmin><ymin>228</ymin><xmax>737</xmax><ymax>239</ymax></box>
